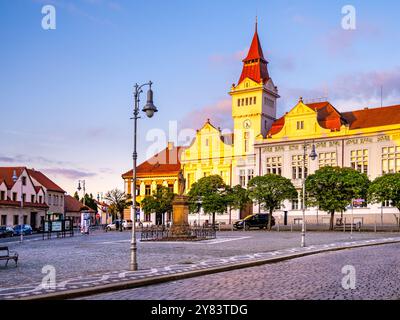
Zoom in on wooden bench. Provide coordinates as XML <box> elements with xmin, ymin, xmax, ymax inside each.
<box><xmin>0</xmin><ymin>246</ymin><xmax>18</xmax><ymax>267</ymax></box>
<box><xmin>334</xmin><ymin>223</ymin><xmax>361</xmax><ymax>232</ymax></box>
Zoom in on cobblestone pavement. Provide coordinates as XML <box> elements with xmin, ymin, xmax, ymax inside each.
<box><xmin>0</xmin><ymin>230</ymin><xmax>399</xmax><ymax>298</ymax></box>
<box><xmin>86</xmin><ymin>243</ymin><xmax>400</xmax><ymax>300</ymax></box>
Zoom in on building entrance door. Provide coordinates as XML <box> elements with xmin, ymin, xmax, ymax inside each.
<box><xmin>30</xmin><ymin>212</ymin><xmax>37</xmax><ymax>230</ymax></box>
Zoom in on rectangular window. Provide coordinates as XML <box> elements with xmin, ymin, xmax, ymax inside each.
<box><xmin>13</xmin><ymin>193</ymin><xmax>17</xmax><ymax>201</ymax></box>
<box><xmin>351</xmin><ymin>149</ymin><xmax>368</xmax><ymax>174</ymax></box>
<box><xmin>205</xmin><ymin>138</ymin><xmax>209</xmax><ymax>147</ymax></box>
<box><xmin>13</xmin><ymin>215</ymin><xmax>18</xmax><ymax>225</ymax></box>
<box><xmin>247</xmin><ymin>169</ymin><xmax>254</xmax><ymax>182</ymax></box>
<box><xmin>22</xmin><ymin>176</ymin><xmax>27</xmax><ymax>186</ymax></box>
<box><xmin>245</xmin><ymin>98</ymin><xmax>249</xmax><ymax>106</ymax></box>
<box><xmin>1</xmin><ymin>215</ymin><xmax>6</xmax><ymax>226</ymax></box>
<box><xmin>382</xmin><ymin>146</ymin><xmax>400</xmax><ymax>174</ymax></box>
<box><xmin>383</xmin><ymin>200</ymin><xmax>393</xmax><ymax>208</ymax></box>
<box><xmin>319</xmin><ymin>152</ymin><xmax>337</xmax><ymax>168</ymax></box>
<box><xmin>296</xmin><ymin>121</ymin><xmax>304</xmax><ymax>130</ymax></box>
<box><xmin>23</xmin><ymin>215</ymin><xmax>28</xmax><ymax>224</ymax></box>
<box><xmin>144</xmin><ymin>213</ymin><xmax>151</xmax><ymax>222</ymax></box>
<box><xmin>39</xmin><ymin>196</ymin><xmax>43</xmax><ymax>204</ymax></box>
<box><xmin>291</xmin><ymin>199</ymin><xmax>299</xmax><ymax>210</ymax></box>
<box><xmin>292</xmin><ymin>155</ymin><xmax>308</xmax><ymax>179</ymax></box>
<box><xmin>22</xmin><ymin>193</ymin><xmax>26</xmax><ymax>202</ymax></box>
<box><xmin>0</xmin><ymin>191</ymin><xmax>5</xmax><ymax>201</ymax></box>
<box><xmin>239</xmin><ymin>170</ymin><xmax>246</xmax><ymax>187</ymax></box>
<box><xmin>237</xmin><ymin>99</ymin><xmax>241</xmax><ymax>107</ymax></box>
<box><xmin>253</xmin><ymin>96</ymin><xmax>256</xmax><ymax>104</ymax></box>
<box><xmin>31</xmin><ymin>195</ymin><xmax>35</xmax><ymax>203</ymax></box>
<box><xmin>145</xmin><ymin>185</ymin><xmax>151</xmax><ymax>196</ymax></box>
<box><xmin>266</xmin><ymin>157</ymin><xmax>282</xmax><ymax>175</ymax></box>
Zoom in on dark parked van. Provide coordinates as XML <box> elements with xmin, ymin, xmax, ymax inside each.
<box><xmin>233</xmin><ymin>214</ymin><xmax>275</xmax><ymax>230</ymax></box>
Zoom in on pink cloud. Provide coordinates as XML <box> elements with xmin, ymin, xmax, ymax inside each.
<box><xmin>180</xmin><ymin>99</ymin><xmax>233</xmax><ymax>131</ymax></box>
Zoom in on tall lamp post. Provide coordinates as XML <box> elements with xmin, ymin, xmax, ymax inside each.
<box><xmin>12</xmin><ymin>170</ymin><xmax>24</xmax><ymax>243</ymax></box>
<box><xmin>77</xmin><ymin>180</ymin><xmax>86</xmax><ymax>206</ymax></box>
<box><xmin>131</xmin><ymin>81</ymin><xmax>158</xmax><ymax>271</ymax></box>
<box><xmin>301</xmin><ymin>141</ymin><xmax>317</xmax><ymax>247</ymax></box>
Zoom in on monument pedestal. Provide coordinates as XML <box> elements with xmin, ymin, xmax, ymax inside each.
<box><xmin>170</xmin><ymin>195</ymin><xmax>192</xmax><ymax>238</ymax></box>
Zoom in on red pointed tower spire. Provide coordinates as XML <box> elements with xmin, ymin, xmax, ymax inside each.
<box><xmin>238</xmin><ymin>19</ymin><xmax>270</xmax><ymax>85</ymax></box>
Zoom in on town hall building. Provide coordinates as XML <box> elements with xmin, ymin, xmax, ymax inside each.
<box><xmin>122</xmin><ymin>23</ymin><xmax>400</xmax><ymax>226</ymax></box>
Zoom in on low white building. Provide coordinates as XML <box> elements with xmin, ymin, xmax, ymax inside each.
<box><xmin>0</xmin><ymin>167</ymin><xmax>66</xmax><ymax>230</ymax></box>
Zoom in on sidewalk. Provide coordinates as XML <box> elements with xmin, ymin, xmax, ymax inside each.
<box><xmin>1</xmin><ymin>236</ymin><xmax>400</xmax><ymax>300</ymax></box>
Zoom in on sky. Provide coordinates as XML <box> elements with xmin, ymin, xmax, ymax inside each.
<box><xmin>0</xmin><ymin>0</ymin><xmax>399</xmax><ymax>197</ymax></box>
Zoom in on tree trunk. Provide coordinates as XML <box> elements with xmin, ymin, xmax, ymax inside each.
<box><xmin>212</xmin><ymin>213</ymin><xmax>216</xmax><ymax>228</ymax></box>
<box><xmin>329</xmin><ymin>211</ymin><xmax>335</xmax><ymax>231</ymax></box>
<box><xmin>268</xmin><ymin>208</ymin><xmax>273</xmax><ymax>231</ymax></box>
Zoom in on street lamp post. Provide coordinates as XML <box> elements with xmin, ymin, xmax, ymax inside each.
<box><xmin>12</xmin><ymin>170</ymin><xmax>24</xmax><ymax>243</ymax></box>
<box><xmin>301</xmin><ymin>141</ymin><xmax>317</xmax><ymax>248</ymax></box>
<box><xmin>77</xmin><ymin>180</ymin><xmax>86</xmax><ymax>206</ymax></box>
<box><xmin>131</xmin><ymin>81</ymin><xmax>158</xmax><ymax>271</ymax></box>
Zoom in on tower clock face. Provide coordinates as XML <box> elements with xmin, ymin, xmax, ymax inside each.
<box><xmin>243</xmin><ymin>119</ymin><xmax>251</xmax><ymax>129</ymax></box>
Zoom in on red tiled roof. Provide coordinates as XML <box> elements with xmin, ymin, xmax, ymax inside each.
<box><xmin>0</xmin><ymin>167</ymin><xmax>25</xmax><ymax>189</ymax></box>
<box><xmin>238</xmin><ymin>26</ymin><xmax>270</xmax><ymax>85</ymax></box>
<box><xmin>307</xmin><ymin>102</ymin><xmax>344</xmax><ymax>131</ymax></box>
<box><xmin>122</xmin><ymin>146</ymin><xmax>184</xmax><ymax>178</ymax></box>
<box><xmin>342</xmin><ymin>104</ymin><xmax>400</xmax><ymax>129</ymax></box>
<box><xmin>64</xmin><ymin>195</ymin><xmax>95</xmax><ymax>213</ymax></box>
<box><xmin>268</xmin><ymin>115</ymin><xmax>285</xmax><ymax>136</ymax></box>
<box><xmin>27</xmin><ymin>169</ymin><xmax>65</xmax><ymax>193</ymax></box>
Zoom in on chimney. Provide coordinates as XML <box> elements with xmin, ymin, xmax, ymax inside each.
<box><xmin>167</xmin><ymin>141</ymin><xmax>174</xmax><ymax>151</ymax></box>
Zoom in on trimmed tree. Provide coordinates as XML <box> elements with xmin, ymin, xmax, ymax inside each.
<box><xmin>306</xmin><ymin>167</ymin><xmax>370</xmax><ymax>231</ymax></box>
<box><xmin>188</xmin><ymin>175</ymin><xmax>229</xmax><ymax>227</ymax></box>
<box><xmin>368</xmin><ymin>173</ymin><xmax>400</xmax><ymax>228</ymax></box>
<box><xmin>226</xmin><ymin>185</ymin><xmax>252</xmax><ymax>224</ymax></box>
<box><xmin>141</xmin><ymin>186</ymin><xmax>175</xmax><ymax>225</ymax></box>
<box><xmin>248</xmin><ymin>175</ymin><xmax>297</xmax><ymax>230</ymax></box>
<box><xmin>104</xmin><ymin>189</ymin><xmax>130</xmax><ymax>231</ymax></box>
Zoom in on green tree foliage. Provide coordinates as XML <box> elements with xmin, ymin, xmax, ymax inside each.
<box><xmin>248</xmin><ymin>174</ymin><xmax>297</xmax><ymax>230</ymax></box>
<box><xmin>368</xmin><ymin>173</ymin><xmax>400</xmax><ymax>227</ymax></box>
<box><xmin>188</xmin><ymin>175</ymin><xmax>229</xmax><ymax>226</ymax></box>
<box><xmin>73</xmin><ymin>191</ymin><xmax>80</xmax><ymax>201</ymax></box>
<box><xmin>83</xmin><ymin>193</ymin><xmax>98</xmax><ymax>213</ymax></box>
<box><xmin>141</xmin><ymin>186</ymin><xmax>175</xmax><ymax>220</ymax></box>
<box><xmin>306</xmin><ymin>167</ymin><xmax>370</xmax><ymax>230</ymax></box>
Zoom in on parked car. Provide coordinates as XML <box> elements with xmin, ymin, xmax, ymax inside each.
<box><xmin>0</xmin><ymin>226</ymin><xmax>14</xmax><ymax>238</ymax></box>
<box><xmin>13</xmin><ymin>224</ymin><xmax>33</xmax><ymax>236</ymax></box>
<box><xmin>105</xmin><ymin>219</ymin><xmax>133</xmax><ymax>231</ymax></box>
<box><xmin>233</xmin><ymin>214</ymin><xmax>275</xmax><ymax>230</ymax></box>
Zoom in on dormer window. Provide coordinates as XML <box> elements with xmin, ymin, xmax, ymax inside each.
<box><xmin>296</xmin><ymin>121</ymin><xmax>304</xmax><ymax>130</ymax></box>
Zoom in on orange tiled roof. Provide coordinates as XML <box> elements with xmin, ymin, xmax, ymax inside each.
<box><xmin>267</xmin><ymin>103</ymin><xmax>400</xmax><ymax>137</ymax></box>
<box><xmin>122</xmin><ymin>146</ymin><xmax>184</xmax><ymax>178</ymax></box>
<box><xmin>342</xmin><ymin>104</ymin><xmax>400</xmax><ymax>129</ymax></box>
